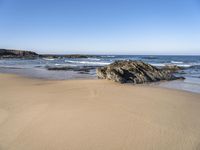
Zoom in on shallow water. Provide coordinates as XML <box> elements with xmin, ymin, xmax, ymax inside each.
<box><xmin>158</xmin><ymin>79</ymin><xmax>200</xmax><ymax>94</ymax></box>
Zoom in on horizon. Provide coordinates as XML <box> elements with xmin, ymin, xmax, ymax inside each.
<box><xmin>1</xmin><ymin>48</ymin><xmax>200</xmax><ymax>56</ymax></box>
<box><xmin>0</xmin><ymin>0</ymin><xmax>200</xmax><ymax>55</ymax></box>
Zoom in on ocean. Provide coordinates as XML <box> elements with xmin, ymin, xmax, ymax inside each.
<box><xmin>0</xmin><ymin>55</ymin><xmax>200</xmax><ymax>93</ymax></box>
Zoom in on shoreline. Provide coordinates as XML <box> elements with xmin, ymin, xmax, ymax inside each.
<box><xmin>1</xmin><ymin>55</ymin><xmax>200</xmax><ymax>94</ymax></box>
<box><xmin>0</xmin><ymin>71</ymin><xmax>199</xmax><ymax>94</ymax></box>
<box><xmin>0</xmin><ymin>73</ymin><xmax>198</xmax><ymax>96</ymax></box>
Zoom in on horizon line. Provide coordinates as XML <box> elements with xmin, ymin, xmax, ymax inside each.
<box><xmin>1</xmin><ymin>48</ymin><xmax>200</xmax><ymax>56</ymax></box>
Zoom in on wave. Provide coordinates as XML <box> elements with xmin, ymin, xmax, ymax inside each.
<box><xmin>66</xmin><ymin>60</ymin><xmax>110</xmax><ymax>66</ymax></box>
<box><xmin>87</xmin><ymin>58</ymin><xmax>101</xmax><ymax>61</ymax></box>
<box><xmin>55</xmin><ymin>63</ymin><xmax>62</xmax><ymax>66</ymax></box>
<box><xmin>54</xmin><ymin>63</ymin><xmax>77</xmax><ymax>67</ymax></box>
<box><xmin>171</xmin><ymin>61</ymin><xmax>183</xmax><ymax>64</ymax></box>
<box><xmin>101</xmin><ymin>55</ymin><xmax>115</xmax><ymax>58</ymax></box>
<box><xmin>150</xmin><ymin>63</ymin><xmax>166</xmax><ymax>67</ymax></box>
<box><xmin>175</xmin><ymin>64</ymin><xmax>191</xmax><ymax>67</ymax></box>
<box><xmin>43</xmin><ymin>58</ymin><xmax>55</xmax><ymax>61</ymax></box>
<box><xmin>188</xmin><ymin>65</ymin><xmax>200</xmax><ymax>69</ymax></box>
<box><xmin>151</xmin><ymin>63</ymin><xmax>192</xmax><ymax>68</ymax></box>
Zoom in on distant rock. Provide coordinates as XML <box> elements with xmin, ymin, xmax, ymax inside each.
<box><xmin>0</xmin><ymin>49</ymin><xmax>98</xmax><ymax>59</ymax></box>
<box><xmin>46</xmin><ymin>66</ymin><xmax>97</xmax><ymax>74</ymax></box>
<box><xmin>41</xmin><ymin>54</ymin><xmax>98</xmax><ymax>59</ymax></box>
<box><xmin>0</xmin><ymin>49</ymin><xmax>38</xmax><ymax>59</ymax></box>
<box><xmin>96</xmin><ymin>60</ymin><xmax>184</xmax><ymax>84</ymax></box>
<box><xmin>162</xmin><ymin>65</ymin><xmax>184</xmax><ymax>73</ymax></box>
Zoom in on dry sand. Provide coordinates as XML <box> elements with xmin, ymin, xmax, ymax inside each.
<box><xmin>0</xmin><ymin>73</ymin><xmax>200</xmax><ymax>150</ymax></box>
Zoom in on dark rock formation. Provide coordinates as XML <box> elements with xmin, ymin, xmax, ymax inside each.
<box><xmin>46</xmin><ymin>66</ymin><xmax>97</xmax><ymax>74</ymax></box>
<box><xmin>96</xmin><ymin>60</ymin><xmax>184</xmax><ymax>84</ymax></box>
<box><xmin>0</xmin><ymin>49</ymin><xmax>38</xmax><ymax>59</ymax></box>
<box><xmin>40</xmin><ymin>54</ymin><xmax>98</xmax><ymax>59</ymax></box>
<box><xmin>0</xmin><ymin>49</ymin><xmax>98</xmax><ymax>59</ymax></box>
<box><xmin>162</xmin><ymin>65</ymin><xmax>184</xmax><ymax>73</ymax></box>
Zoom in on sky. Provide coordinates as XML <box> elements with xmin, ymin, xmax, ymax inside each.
<box><xmin>0</xmin><ymin>0</ymin><xmax>200</xmax><ymax>55</ymax></box>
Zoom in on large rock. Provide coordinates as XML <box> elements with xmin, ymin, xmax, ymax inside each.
<box><xmin>96</xmin><ymin>60</ymin><xmax>184</xmax><ymax>84</ymax></box>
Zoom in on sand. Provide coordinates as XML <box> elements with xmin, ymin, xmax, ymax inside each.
<box><xmin>0</xmin><ymin>73</ymin><xmax>200</xmax><ymax>150</ymax></box>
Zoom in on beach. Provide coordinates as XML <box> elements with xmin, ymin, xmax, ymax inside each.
<box><xmin>0</xmin><ymin>73</ymin><xmax>200</xmax><ymax>150</ymax></box>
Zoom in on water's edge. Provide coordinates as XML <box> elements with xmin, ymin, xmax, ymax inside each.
<box><xmin>0</xmin><ymin>55</ymin><xmax>200</xmax><ymax>93</ymax></box>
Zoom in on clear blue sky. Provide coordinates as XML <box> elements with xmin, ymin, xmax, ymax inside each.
<box><xmin>0</xmin><ymin>0</ymin><xmax>200</xmax><ymax>55</ymax></box>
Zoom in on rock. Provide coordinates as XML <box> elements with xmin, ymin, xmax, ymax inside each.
<box><xmin>162</xmin><ymin>65</ymin><xmax>184</xmax><ymax>73</ymax></box>
<box><xmin>96</xmin><ymin>60</ymin><xmax>184</xmax><ymax>84</ymax></box>
<box><xmin>46</xmin><ymin>66</ymin><xmax>97</xmax><ymax>73</ymax></box>
<box><xmin>0</xmin><ymin>49</ymin><xmax>98</xmax><ymax>59</ymax></box>
<box><xmin>41</xmin><ymin>54</ymin><xmax>98</xmax><ymax>59</ymax></box>
<box><xmin>0</xmin><ymin>49</ymin><xmax>38</xmax><ymax>59</ymax></box>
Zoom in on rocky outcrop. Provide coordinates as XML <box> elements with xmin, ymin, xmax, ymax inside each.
<box><xmin>0</xmin><ymin>49</ymin><xmax>38</xmax><ymax>59</ymax></box>
<box><xmin>96</xmin><ymin>60</ymin><xmax>184</xmax><ymax>84</ymax></box>
<box><xmin>162</xmin><ymin>65</ymin><xmax>184</xmax><ymax>73</ymax></box>
<box><xmin>0</xmin><ymin>49</ymin><xmax>98</xmax><ymax>59</ymax></box>
<box><xmin>46</xmin><ymin>66</ymin><xmax>97</xmax><ymax>74</ymax></box>
<box><xmin>41</xmin><ymin>54</ymin><xmax>98</xmax><ymax>59</ymax></box>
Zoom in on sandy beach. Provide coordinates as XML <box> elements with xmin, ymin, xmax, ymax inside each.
<box><xmin>0</xmin><ymin>73</ymin><xmax>200</xmax><ymax>150</ymax></box>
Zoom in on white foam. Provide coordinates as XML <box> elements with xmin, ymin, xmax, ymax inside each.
<box><xmin>151</xmin><ymin>63</ymin><xmax>192</xmax><ymax>68</ymax></box>
<box><xmin>101</xmin><ymin>55</ymin><xmax>115</xmax><ymax>58</ymax></box>
<box><xmin>87</xmin><ymin>58</ymin><xmax>101</xmax><ymax>61</ymax></box>
<box><xmin>55</xmin><ymin>63</ymin><xmax>77</xmax><ymax>67</ymax></box>
<box><xmin>177</xmin><ymin>64</ymin><xmax>191</xmax><ymax>67</ymax></box>
<box><xmin>66</xmin><ymin>60</ymin><xmax>110</xmax><ymax>66</ymax></box>
<box><xmin>150</xmin><ymin>63</ymin><xmax>166</xmax><ymax>67</ymax></box>
<box><xmin>55</xmin><ymin>64</ymin><xmax>62</xmax><ymax>66</ymax></box>
<box><xmin>43</xmin><ymin>58</ymin><xmax>55</xmax><ymax>61</ymax></box>
<box><xmin>171</xmin><ymin>61</ymin><xmax>183</xmax><ymax>64</ymax></box>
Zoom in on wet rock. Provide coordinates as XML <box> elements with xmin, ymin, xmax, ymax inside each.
<box><xmin>46</xmin><ymin>66</ymin><xmax>97</xmax><ymax>74</ymax></box>
<box><xmin>162</xmin><ymin>65</ymin><xmax>184</xmax><ymax>73</ymax></box>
